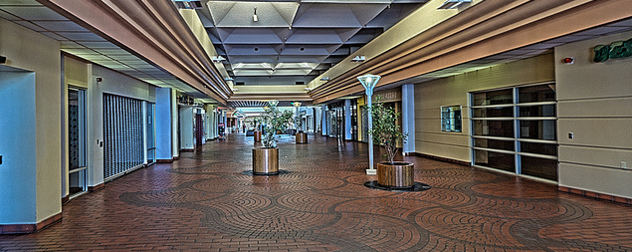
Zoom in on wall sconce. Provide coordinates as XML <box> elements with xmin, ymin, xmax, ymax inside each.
<box><xmin>253</xmin><ymin>7</ymin><xmax>258</xmax><ymax>22</ymax></box>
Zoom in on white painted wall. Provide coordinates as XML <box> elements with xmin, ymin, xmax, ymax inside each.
<box><xmin>555</xmin><ymin>31</ymin><xmax>632</xmax><ymax>198</ymax></box>
<box><xmin>0</xmin><ymin>18</ymin><xmax>62</xmax><ymax>223</ymax></box>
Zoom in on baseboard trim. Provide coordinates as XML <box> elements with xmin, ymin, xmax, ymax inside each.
<box><xmin>61</xmin><ymin>195</ymin><xmax>70</xmax><ymax>204</ymax></box>
<box><xmin>88</xmin><ymin>183</ymin><xmax>105</xmax><ymax>192</ymax></box>
<box><xmin>156</xmin><ymin>158</ymin><xmax>173</xmax><ymax>163</ymax></box>
<box><xmin>558</xmin><ymin>186</ymin><xmax>631</xmax><ymax>205</ymax></box>
<box><xmin>0</xmin><ymin>212</ymin><xmax>62</xmax><ymax>234</ymax></box>
<box><xmin>173</xmin><ymin>156</ymin><xmax>180</xmax><ymax>160</ymax></box>
<box><xmin>180</xmin><ymin>148</ymin><xmax>194</xmax><ymax>152</ymax></box>
<box><xmin>410</xmin><ymin>152</ymin><xmax>470</xmax><ymax>166</ymax></box>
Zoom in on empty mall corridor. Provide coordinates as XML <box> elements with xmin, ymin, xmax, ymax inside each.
<box><xmin>1</xmin><ymin>134</ymin><xmax>631</xmax><ymax>251</ymax></box>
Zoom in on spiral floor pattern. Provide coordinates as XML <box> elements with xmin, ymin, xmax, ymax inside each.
<box><xmin>1</xmin><ymin>134</ymin><xmax>631</xmax><ymax>251</ymax></box>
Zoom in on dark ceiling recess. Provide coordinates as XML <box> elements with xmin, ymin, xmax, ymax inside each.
<box><xmin>196</xmin><ymin>0</ymin><xmax>429</xmax><ymax>85</ymax></box>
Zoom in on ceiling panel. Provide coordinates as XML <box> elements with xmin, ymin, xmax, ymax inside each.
<box><xmin>198</xmin><ymin>0</ymin><xmax>428</xmax><ymax>85</ymax></box>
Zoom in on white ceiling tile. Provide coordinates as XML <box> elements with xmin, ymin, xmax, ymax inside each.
<box><xmin>40</xmin><ymin>31</ymin><xmax>67</xmax><ymax>40</ymax></box>
<box><xmin>13</xmin><ymin>20</ymin><xmax>45</xmax><ymax>31</ymax></box>
<box><xmin>1</xmin><ymin>6</ymin><xmax>67</xmax><ymax>21</ymax></box>
<box><xmin>33</xmin><ymin>21</ymin><xmax>89</xmax><ymax>32</ymax></box>
<box><xmin>56</xmin><ymin>32</ymin><xmax>106</xmax><ymax>41</ymax></box>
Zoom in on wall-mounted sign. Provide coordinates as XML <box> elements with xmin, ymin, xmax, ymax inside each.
<box><xmin>373</xmin><ymin>88</ymin><xmax>402</xmax><ymax>103</ymax></box>
<box><xmin>593</xmin><ymin>38</ymin><xmax>632</xmax><ymax>62</ymax></box>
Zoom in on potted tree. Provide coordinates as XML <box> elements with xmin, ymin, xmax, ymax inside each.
<box><xmin>253</xmin><ymin>117</ymin><xmax>262</xmax><ymax>142</ymax></box>
<box><xmin>368</xmin><ymin>96</ymin><xmax>413</xmax><ymax>189</ymax></box>
<box><xmin>294</xmin><ymin>113</ymin><xmax>308</xmax><ymax>144</ymax></box>
<box><xmin>252</xmin><ymin>101</ymin><xmax>293</xmax><ymax>175</ymax></box>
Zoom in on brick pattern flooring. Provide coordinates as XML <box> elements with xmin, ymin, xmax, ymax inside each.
<box><xmin>1</xmin><ymin>134</ymin><xmax>631</xmax><ymax>251</ymax></box>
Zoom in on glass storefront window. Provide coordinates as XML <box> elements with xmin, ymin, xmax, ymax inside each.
<box><xmin>519</xmin><ymin>120</ymin><xmax>556</xmax><ymax>140</ymax></box>
<box><xmin>474</xmin><ymin>150</ymin><xmax>515</xmax><ymax>172</ymax></box>
<box><xmin>520</xmin><ymin>156</ymin><xmax>558</xmax><ymax>181</ymax></box>
<box><xmin>518</xmin><ymin>84</ymin><xmax>556</xmax><ymax>103</ymax></box>
<box><xmin>474</xmin><ymin>138</ymin><xmax>514</xmax><ymax>151</ymax></box>
<box><xmin>472</xmin><ymin>120</ymin><xmax>514</xmax><ymax>138</ymax></box>
<box><xmin>472</xmin><ymin>89</ymin><xmax>513</xmax><ymax>106</ymax></box>
<box><xmin>471</xmin><ymin>84</ymin><xmax>558</xmax><ymax>181</ymax></box>
<box><xmin>520</xmin><ymin>142</ymin><xmax>557</xmax><ymax>156</ymax></box>
<box><xmin>472</xmin><ymin>107</ymin><xmax>513</xmax><ymax>118</ymax></box>
<box><xmin>518</xmin><ymin>105</ymin><xmax>556</xmax><ymax>117</ymax></box>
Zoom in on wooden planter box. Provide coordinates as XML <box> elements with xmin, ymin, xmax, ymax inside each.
<box><xmin>377</xmin><ymin>162</ymin><xmax>415</xmax><ymax>189</ymax></box>
<box><xmin>295</xmin><ymin>132</ymin><xmax>308</xmax><ymax>144</ymax></box>
<box><xmin>252</xmin><ymin>147</ymin><xmax>279</xmax><ymax>175</ymax></box>
<box><xmin>253</xmin><ymin>130</ymin><xmax>262</xmax><ymax>142</ymax></box>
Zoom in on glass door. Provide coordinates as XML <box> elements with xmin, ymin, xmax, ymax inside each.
<box><xmin>68</xmin><ymin>88</ymin><xmax>87</xmax><ymax>196</ymax></box>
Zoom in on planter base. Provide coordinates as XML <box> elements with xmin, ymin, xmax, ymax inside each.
<box><xmin>364</xmin><ymin>180</ymin><xmax>431</xmax><ymax>192</ymax></box>
<box><xmin>377</xmin><ymin>162</ymin><xmax>415</xmax><ymax>188</ymax></box>
<box><xmin>242</xmin><ymin>169</ymin><xmax>290</xmax><ymax>176</ymax></box>
<box><xmin>253</xmin><ymin>147</ymin><xmax>278</xmax><ymax>174</ymax></box>
<box><xmin>295</xmin><ymin>132</ymin><xmax>308</xmax><ymax>144</ymax></box>
<box><xmin>253</xmin><ymin>131</ymin><xmax>262</xmax><ymax>142</ymax></box>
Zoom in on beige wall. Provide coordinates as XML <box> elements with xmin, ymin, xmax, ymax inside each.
<box><xmin>555</xmin><ymin>31</ymin><xmax>632</xmax><ymax>198</ymax></box>
<box><xmin>414</xmin><ymin>54</ymin><xmax>555</xmax><ymax>162</ymax></box>
<box><xmin>0</xmin><ymin>18</ymin><xmax>62</xmax><ymax>223</ymax></box>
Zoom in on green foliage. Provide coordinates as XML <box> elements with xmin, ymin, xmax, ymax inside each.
<box><xmin>252</xmin><ymin>117</ymin><xmax>262</xmax><ymax>130</ymax></box>
<box><xmin>294</xmin><ymin>114</ymin><xmax>303</xmax><ymax>132</ymax></box>
<box><xmin>261</xmin><ymin>106</ymin><xmax>293</xmax><ymax>148</ymax></box>
<box><xmin>368</xmin><ymin>96</ymin><xmax>407</xmax><ymax>163</ymax></box>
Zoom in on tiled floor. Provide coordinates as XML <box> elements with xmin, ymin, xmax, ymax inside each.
<box><xmin>1</xmin><ymin>134</ymin><xmax>631</xmax><ymax>251</ymax></box>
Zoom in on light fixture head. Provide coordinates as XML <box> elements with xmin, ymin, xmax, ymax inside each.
<box><xmin>351</xmin><ymin>56</ymin><xmax>365</xmax><ymax>63</ymax></box>
<box><xmin>438</xmin><ymin>0</ymin><xmax>471</xmax><ymax>9</ymax></box>
<box><xmin>211</xmin><ymin>56</ymin><xmax>226</xmax><ymax>63</ymax></box>
<box><xmin>357</xmin><ymin>74</ymin><xmax>381</xmax><ymax>91</ymax></box>
<box><xmin>253</xmin><ymin>7</ymin><xmax>258</xmax><ymax>22</ymax></box>
<box><xmin>268</xmin><ymin>100</ymin><xmax>279</xmax><ymax>107</ymax></box>
<box><xmin>292</xmin><ymin>102</ymin><xmax>301</xmax><ymax>107</ymax></box>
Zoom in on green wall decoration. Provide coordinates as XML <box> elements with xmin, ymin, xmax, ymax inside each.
<box><xmin>593</xmin><ymin>38</ymin><xmax>632</xmax><ymax>62</ymax></box>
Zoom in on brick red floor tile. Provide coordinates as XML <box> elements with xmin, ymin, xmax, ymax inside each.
<box><xmin>1</xmin><ymin>134</ymin><xmax>631</xmax><ymax>251</ymax></box>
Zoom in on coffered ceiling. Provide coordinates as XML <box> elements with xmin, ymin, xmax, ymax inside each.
<box><xmin>187</xmin><ymin>0</ymin><xmax>428</xmax><ymax>86</ymax></box>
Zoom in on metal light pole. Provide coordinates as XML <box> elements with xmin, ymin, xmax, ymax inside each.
<box><xmin>357</xmin><ymin>74</ymin><xmax>381</xmax><ymax>175</ymax></box>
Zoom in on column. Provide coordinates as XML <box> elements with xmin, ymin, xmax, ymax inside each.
<box><xmin>155</xmin><ymin>87</ymin><xmax>173</xmax><ymax>161</ymax></box>
<box><xmin>401</xmin><ymin>84</ymin><xmax>416</xmax><ymax>154</ymax></box>
<box><xmin>344</xmin><ymin>99</ymin><xmax>352</xmax><ymax>140</ymax></box>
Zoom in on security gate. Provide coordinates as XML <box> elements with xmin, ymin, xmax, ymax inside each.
<box><xmin>103</xmin><ymin>94</ymin><xmax>144</xmax><ymax>180</ymax></box>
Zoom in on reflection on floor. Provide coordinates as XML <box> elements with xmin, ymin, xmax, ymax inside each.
<box><xmin>1</xmin><ymin>134</ymin><xmax>631</xmax><ymax>251</ymax></box>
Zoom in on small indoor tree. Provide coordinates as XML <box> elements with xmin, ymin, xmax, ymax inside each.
<box><xmin>261</xmin><ymin>104</ymin><xmax>293</xmax><ymax>148</ymax></box>
<box><xmin>368</xmin><ymin>96</ymin><xmax>408</xmax><ymax>163</ymax></box>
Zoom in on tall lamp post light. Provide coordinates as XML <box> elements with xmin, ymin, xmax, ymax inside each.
<box><xmin>357</xmin><ymin>74</ymin><xmax>381</xmax><ymax>175</ymax></box>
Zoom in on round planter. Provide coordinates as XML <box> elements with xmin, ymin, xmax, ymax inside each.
<box><xmin>295</xmin><ymin>132</ymin><xmax>308</xmax><ymax>144</ymax></box>
<box><xmin>377</xmin><ymin>162</ymin><xmax>415</xmax><ymax>189</ymax></box>
<box><xmin>253</xmin><ymin>130</ymin><xmax>262</xmax><ymax>142</ymax></box>
<box><xmin>252</xmin><ymin>147</ymin><xmax>279</xmax><ymax>175</ymax></box>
